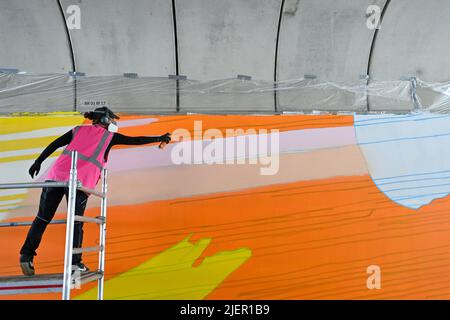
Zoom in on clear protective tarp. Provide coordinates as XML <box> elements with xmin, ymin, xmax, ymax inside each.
<box><xmin>76</xmin><ymin>76</ymin><xmax>177</xmax><ymax>113</ymax></box>
<box><xmin>0</xmin><ymin>71</ymin><xmax>446</xmax><ymax>114</ymax></box>
<box><xmin>0</xmin><ymin>73</ymin><xmax>74</xmax><ymax>113</ymax></box>
<box><xmin>416</xmin><ymin>79</ymin><xmax>450</xmax><ymax>113</ymax></box>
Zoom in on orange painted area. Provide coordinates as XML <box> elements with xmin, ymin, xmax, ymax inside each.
<box><xmin>2</xmin><ymin>173</ymin><xmax>450</xmax><ymax>299</ymax></box>
<box><xmin>96</xmin><ymin>114</ymin><xmax>354</xmax><ymax>151</ymax></box>
<box><xmin>118</xmin><ymin>114</ymin><xmax>353</xmax><ymax>134</ymax></box>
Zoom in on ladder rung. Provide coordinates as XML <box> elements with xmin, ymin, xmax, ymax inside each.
<box><xmin>0</xmin><ymin>181</ymin><xmax>68</xmax><ymax>190</ymax></box>
<box><xmin>77</xmin><ymin>185</ymin><xmax>105</xmax><ymax>198</ymax></box>
<box><xmin>74</xmin><ymin>216</ymin><xmax>105</xmax><ymax>224</ymax></box>
<box><xmin>71</xmin><ymin>271</ymin><xmax>103</xmax><ymax>288</ymax></box>
<box><xmin>72</xmin><ymin>246</ymin><xmax>103</xmax><ymax>254</ymax></box>
<box><xmin>0</xmin><ymin>216</ymin><xmax>105</xmax><ymax>228</ymax></box>
<box><xmin>0</xmin><ymin>271</ymin><xmax>103</xmax><ymax>295</ymax></box>
<box><xmin>0</xmin><ymin>219</ymin><xmax>66</xmax><ymax>228</ymax></box>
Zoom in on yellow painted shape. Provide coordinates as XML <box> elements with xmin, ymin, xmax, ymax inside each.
<box><xmin>0</xmin><ymin>115</ymin><xmax>83</xmax><ymax>135</ymax></box>
<box><xmin>0</xmin><ymin>115</ymin><xmax>83</xmax><ymax>161</ymax></box>
<box><xmin>0</xmin><ymin>194</ymin><xmax>26</xmax><ymax>201</ymax></box>
<box><xmin>75</xmin><ymin>236</ymin><xmax>251</xmax><ymax>300</ymax></box>
<box><xmin>0</xmin><ymin>136</ymin><xmax>60</xmax><ymax>152</ymax></box>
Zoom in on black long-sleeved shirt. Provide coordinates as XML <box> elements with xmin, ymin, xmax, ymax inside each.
<box><xmin>35</xmin><ymin>130</ymin><xmax>162</xmax><ymax>164</ymax></box>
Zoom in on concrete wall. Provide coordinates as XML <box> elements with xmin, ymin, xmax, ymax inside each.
<box><xmin>370</xmin><ymin>0</ymin><xmax>450</xmax><ymax>82</ymax></box>
<box><xmin>176</xmin><ymin>0</ymin><xmax>280</xmax><ymax>112</ymax></box>
<box><xmin>277</xmin><ymin>0</ymin><xmax>386</xmax><ymax>82</ymax></box>
<box><xmin>277</xmin><ymin>0</ymin><xmax>385</xmax><ymax>111</ymax></box>
<box><xmin>1</xmin><ymin>0</ymin><xmax>450</xmax><ymax>113</ymax></box>
<box><xmin>60</xmin><ymin>0</ymin><xmax>175</xmax><ymax>77</ymax></box>
<box><xmin>0</xmin><ymin>0</ymin><xmax>72</xmax><ymax>73</ymax></box>
<box><xmin>0</xmin><ymin>0</ymin><xmax>74</xmax><ymax>112</ymax></box>
<box><xmin>176</xmin><ymin>0</ymin><xmax>280</xmax><ymax>81</ymax></box>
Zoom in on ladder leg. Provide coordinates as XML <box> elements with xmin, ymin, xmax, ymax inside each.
<box><xmin>62</xmin><ymin>151</ymin><xmax>78</xmax><ymax>300</ymax></box>
<box><xmin>98</xmin><ymin>169</ymin><xmax>108</xmax><ymax>300</ymax></box>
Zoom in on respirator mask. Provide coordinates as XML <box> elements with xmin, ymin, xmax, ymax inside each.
<box><xmin>108</xmin><ymin>122</ymin><xmax>119</xmax><ymax>133</ymax></box>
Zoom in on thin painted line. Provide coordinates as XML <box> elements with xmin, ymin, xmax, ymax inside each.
<box><xmin>382</xmin><ymin>181</ymin><xmax>450</xmax><ymax>193</ymax></box>
<box><xmin>359</xmin><ymin>132</ymin><xmax>450</xmax><ymax>146</ymax></box>
<box><xmin>392</xmin><ymin>191</ymin><xmax>449</xmax><ymax>201</ymax></box>
<box><xmin>378</xmin><ymin>175</ymin><xmax>450</xmax><ymax>186</ymax></box>
<box><xmin>374</xmin><ymin>169</ymin><xmax>450</xmax><ymax>182</ymax></box>
<box><xmin>354</xmin><ymin>114</ymin><xmax>416</xmax><ymax>123</ymax></box>
<box><xmin>355</xmin><ymin>114</ymin><xmax>450</xmax><ymax>127</ymax></box>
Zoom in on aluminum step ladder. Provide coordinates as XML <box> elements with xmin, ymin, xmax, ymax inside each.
<box><xmin>0</xmin><ymin>151</ymin><xmax>108</xmax><ymax>300</ymax></box>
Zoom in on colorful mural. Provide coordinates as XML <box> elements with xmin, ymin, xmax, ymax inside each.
<box><xmin>2</xmin><ymin>113</ymin><xmax>450</xmax><ymax>299</ymax></box>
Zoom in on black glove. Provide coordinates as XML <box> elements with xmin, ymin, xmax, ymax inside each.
<box><xmin>160</xmin><ymin>132</ymin><xmax>171</xmax><ymax>144</ymax></box>
<box><xmin>29</xmin><ymin>161</ymin><xmax>41</xmax><ymax>179</ymax></box>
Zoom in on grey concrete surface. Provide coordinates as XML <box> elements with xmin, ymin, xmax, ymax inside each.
<box><xmin>1</xmin><ymin>0</ymin><xmax>450</xmax><ymax>113</ymax></box>
<box><xmin>176</xmin><ymin>0</ymin><xmax>281</xmax><ymax>81</ymax></box>
<box><xmin>0</xmin><ymin>0</ymin><xmax>72</xmax><ymax>73</ymax></box>
<box><xmin>370</xmin><ymin>0</ymin><xmax>450</xmax><ymax>82</ymax></box>
<box><xmin>277</xmin><ymin>0</ymin><xmax>385</xmax><ymax>82</ymax></box>
<box><xmin>277</xmin><ymin>0</ymin><xmax>386</xmax><ymax>111</ymax></box>
<box><xmin>59</xmin><ymin>0</ymin><xmax>176</xmax><ymax>77</ymax></box>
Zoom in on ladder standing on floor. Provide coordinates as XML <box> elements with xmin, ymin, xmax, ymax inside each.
<box><xmin>0</xmin><ymin>151</ymin><xmax>108</xmax><ymax>300</ymax></box>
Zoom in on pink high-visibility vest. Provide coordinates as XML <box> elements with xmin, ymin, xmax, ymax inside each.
<box><xmin>46</xmin><ymin>125</ymin><xmax>113</xmax><ymax>190</ymax></box>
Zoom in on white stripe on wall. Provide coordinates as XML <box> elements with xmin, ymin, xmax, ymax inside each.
<box><xmin>0</xmin><ymin>148</ymin><xmax>44</xmax><ymax>158</ymax></box>
<box><xmin>0</xmin><ymin>126</ymin><xmax>75</xmax><ymax>141</ymax></box>
<box><xmin>0</xmin><ymin>199</ymin><xmax>23</xmax><ymax>206</ymax></box>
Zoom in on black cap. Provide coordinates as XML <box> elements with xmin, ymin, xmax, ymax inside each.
<box><xmin>93</xmin><ymin>106</ymin><xmax>120</xmax><ymax>120</ymax></box>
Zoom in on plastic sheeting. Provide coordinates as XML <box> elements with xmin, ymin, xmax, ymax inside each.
<box><xmin>277</xmin><ymin>78</ymin><xmax>412</xmax><ymax>112</ymax></box>
<box><xmin>417</xmin><ymin>79</ymin><xmax>450</xmax><ymax>113</ymax></box>
<box><xmin>0</xmin><ymin>71</ymin><xmax>447</xmax><ymax>114</ymax></box>
<box><xmin>0</xmin><ymin>73</ymin><xmax>74</xmax><ymax>114</ymax></box>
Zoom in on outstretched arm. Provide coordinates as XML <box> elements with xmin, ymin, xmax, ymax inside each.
<box><xmin>29</xmin><ymin>130</ymin><xmax>73</xmax><ymax>178</ymax></box>
<box><xmin>111</xmin><ymin>133</ymin><xmax>164</xmax><ymax>146</ymax></box>
<box><xmin>103</xmin><ymin>132</ymin><xmax>171</xmax><ymax>161</ymax></box>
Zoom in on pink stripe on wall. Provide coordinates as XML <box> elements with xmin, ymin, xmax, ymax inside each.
<box><xmin>107</xmin><ymin>126</ymin><xmax>357</xmax><ymax>172</ymax></box>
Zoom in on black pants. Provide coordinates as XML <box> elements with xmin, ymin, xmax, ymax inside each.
<box><xmin>20</xmin><ymin>183</ymin><xmax>89</xmax><ymax>264</ymax></box>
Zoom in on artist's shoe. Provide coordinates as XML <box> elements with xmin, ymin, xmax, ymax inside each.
<box><xmin>20</xmin><ymin>254</ymin><xmax>35</xmax><ymax>276</ymax></box>
<box><xmin>72</xmin><ymin>262</ymin><xmax>90</xmax><ymax>274</ymax></box>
